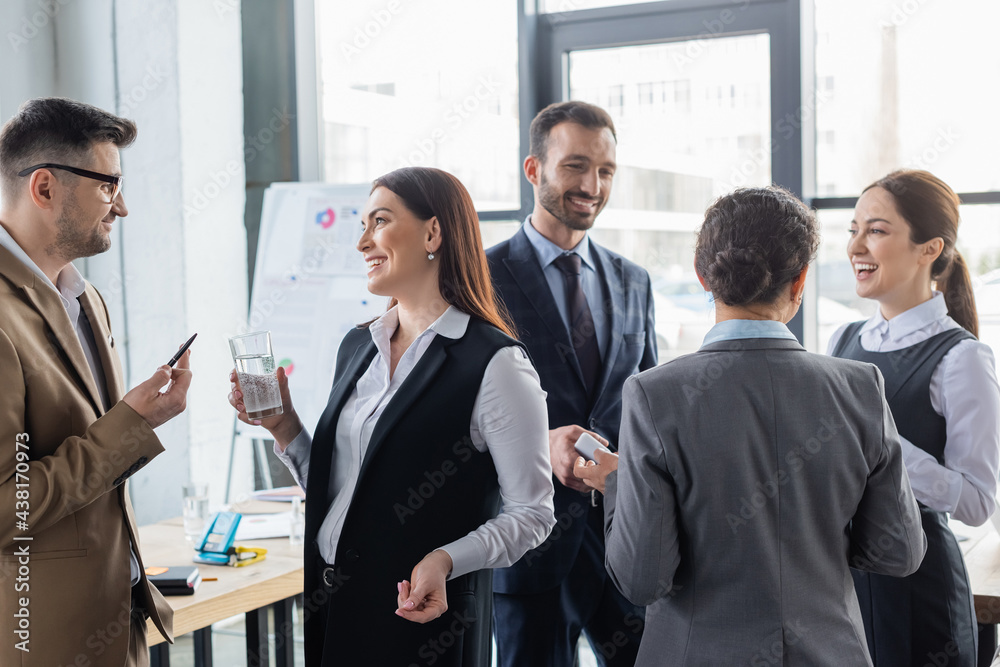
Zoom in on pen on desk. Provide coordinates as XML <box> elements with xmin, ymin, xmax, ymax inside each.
<box><xmin>168</xmin><ymin>333</ymin><xmax>198</xmax><ymax>367</ymax></box>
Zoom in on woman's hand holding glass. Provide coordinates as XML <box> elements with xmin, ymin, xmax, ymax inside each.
<box><xmin>228</xmin><ymin>366</ymin><xmax>303</xmax><ymax>451</ymax></box>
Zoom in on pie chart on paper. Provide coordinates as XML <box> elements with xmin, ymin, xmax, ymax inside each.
<box><xmin>316</xmin><ymin>208</ymin><xmax>335</xmax><ymax>229</ymax></box>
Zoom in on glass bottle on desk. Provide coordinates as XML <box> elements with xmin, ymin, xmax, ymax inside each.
<box><xmin>289</xmin><ymin>496</ymin><xmax>305</xmax><ymax>546</ymax></box>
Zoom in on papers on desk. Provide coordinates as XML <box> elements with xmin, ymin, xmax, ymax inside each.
<box><xmin>235</xmin><ymin>512</ymin><xmax>293</xmax><ymax>540</ymax></box>
<box><xmin>250</xmin><ymin>485</ymin><xmax>305</xmax><ymax>502</ymax></box>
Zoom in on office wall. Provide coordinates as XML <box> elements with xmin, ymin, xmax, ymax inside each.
<box><xmin>0</xmin><ymin>0</ymin><xmax>249</xmax><ymax>523</ymax></box>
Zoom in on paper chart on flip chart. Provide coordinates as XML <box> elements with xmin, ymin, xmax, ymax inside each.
<box><xmin>241</xmin><ymin>182</ymin><xmax>384</xmax><ymax>440</ymax></box>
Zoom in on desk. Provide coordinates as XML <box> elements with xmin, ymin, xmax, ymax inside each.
<box><xmin>138</xmin><ymin>502</ymin><xmax>304</xmax><ymax>666</ymax></box>
<box><xmin>955</xmin><ymin>520</ymin><xmax>1000</xmax><ymax>666</ymax></box>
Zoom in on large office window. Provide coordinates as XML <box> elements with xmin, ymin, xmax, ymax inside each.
<box><xmin>303</xmin><ymin>0</ymin><xmax>999</xmax><ymax>355</ymax></box>
<box><xmin>316</xmin><ymin>0</ymin><xmax>521</xmax><ymax>211</ymax></box>
<box><xmin>814</xmin><ymin>0</ymin><xmax>1000</xmax><ymax>196</ymax></box>
<box><xmin>568</xmin><ymin>35</ymin><xmax>772</xmax><ymax>361</ymax></box>
<box><xmin>812</xmin><ymin>0</ymin><xmax>1000</xmax><ymax>352</ymax></box>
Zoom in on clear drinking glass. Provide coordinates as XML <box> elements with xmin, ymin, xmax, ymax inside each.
<box><xmin>182</xmin><ymin>483</ymin><xmax>209</xmax><ymax>542</ymax></box>
<box><xmin>229</xmin><ymin>331</ymin><xmax>284</xmax><ymax>420</ymax></box>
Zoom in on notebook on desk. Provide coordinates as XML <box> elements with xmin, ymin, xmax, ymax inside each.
<box><xmin>145</xmin><ymin>565</ymin><xmax>202</xmax><ymax>596</ymax></box>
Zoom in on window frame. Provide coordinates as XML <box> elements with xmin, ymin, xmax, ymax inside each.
<box><xmin>275</xmin><ymin>0</ymin><xmax>1000</xmax><ymax>348</ymax></box>
<box><xmin>535</xmin><ymin>0</ymin><xmax>808</xmax><ymax>340</ymax></box>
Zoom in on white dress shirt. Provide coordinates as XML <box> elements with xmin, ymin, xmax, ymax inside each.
<box><xmin>827</xmin><ymin>293</ymin><xmax>1000</xmax><ymax>526</ymax></box>
<box><xmin>276</xmin><ymin>305</ymin><xmax>556</xmax><ymax>579</ymax></box>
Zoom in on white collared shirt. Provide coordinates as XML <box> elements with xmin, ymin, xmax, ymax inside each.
<box><xmin>828</xmin><ymin>293</ymin><xmax>1000</xmax><ymax>526</ymax></box>
<box><xmin>276</xmin><ymin>305</ymin><xmax>556</xmax><ymax>578</ymax></box>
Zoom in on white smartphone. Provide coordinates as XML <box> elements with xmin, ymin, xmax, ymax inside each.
<box><xmin>574</xmin><ymin>432</ymin><xmax>613</xmax><ymax>461</ymax></box>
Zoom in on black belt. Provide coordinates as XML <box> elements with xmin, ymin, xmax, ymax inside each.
<box><xmin>319</xmin><ymin>559</ymin><xmax>352</xmax><ymax>591</ymax></box>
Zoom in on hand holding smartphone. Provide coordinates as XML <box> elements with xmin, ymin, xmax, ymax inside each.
<box><xmin>574</xmin><ymin>432</ymin><xmax>612</xmax><ymax>461</ymax></box>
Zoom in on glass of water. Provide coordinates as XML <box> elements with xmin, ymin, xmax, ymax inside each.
<box><xmin>182</xmin><ymin>483</ymin><xmax>209</xmax><ymax>542</ymax></box>
<box><xmin>229</xmin><ymin>331</ymin><xmax>284</xmax><ymax>420</ymax></box>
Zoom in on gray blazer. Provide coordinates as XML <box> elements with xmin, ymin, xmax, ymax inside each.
<box><xmin>604</xmin><ymin>337</ymin><xmax>926</xmax><ymax>666</ymax></box>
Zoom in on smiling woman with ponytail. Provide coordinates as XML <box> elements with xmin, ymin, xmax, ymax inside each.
<box><xmin>829</xmin><ymin>169</ymin><xmax>1000</xmax><ymax>667</ymax></box>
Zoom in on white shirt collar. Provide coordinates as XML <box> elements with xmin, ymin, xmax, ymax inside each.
<box><xmin>859</xmin><ymin>292</ymin><xmax>949</xmax><ymax>341</ymax></box>
<box><xmin>368</xmin><ymin>304</ymin><xmax>470</xmax><ymax>356</ymax></box>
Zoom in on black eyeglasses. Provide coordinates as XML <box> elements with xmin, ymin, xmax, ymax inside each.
<box><xmin>17</xmin><ymin>163</ymin><xmax>123</xmax><ymax>203</ymax></box>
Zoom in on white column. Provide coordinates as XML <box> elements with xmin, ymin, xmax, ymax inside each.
<box><xmin>1</xmin><ymin>0</ymin><xmax>250</xmax><ymax>523</ymax></box>
<box><xmin>0</xmin><ymin>0</ymin><xmax>60</xmax><ymax>120</ymax></box>
<box><xmin>112</xmin><ymin>0</ymin><xmax>248</xmax><ymax>522</ymax></box>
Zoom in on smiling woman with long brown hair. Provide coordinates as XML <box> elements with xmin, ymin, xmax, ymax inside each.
<box><xmin>829</xmin><ymin>169</ymin><xmax>1000</xmax><ymax>666</ymax></box>
<box><xmin>228</xmin><ymin>166</ymin><xmax>555</xmax><ymax>667</ymax></box>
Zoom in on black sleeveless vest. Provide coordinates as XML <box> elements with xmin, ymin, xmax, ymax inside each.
<box><xmin>303</xmin><ymin>316</ymin><xmax>522</xmax><ymax>667</ymax></box>
<box><xmin>831</xmin><ymin>321</ymin><xmax>973</xmax><ymax>464</ymax></box>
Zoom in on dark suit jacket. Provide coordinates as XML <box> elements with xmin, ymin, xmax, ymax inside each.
<box><xmin>604</xmin><ymin>338</ymin><xmax>926</xmax><ymax>665</ymax></box>
<box><xmin>0</xmin><ymin>244</ymin><xmax>172</xmax><ymax>667</ymax></box>
<box><xmin>487</xmin><ymin>225</ymin><xmax>656</xmax><ymax>593</ymax></box>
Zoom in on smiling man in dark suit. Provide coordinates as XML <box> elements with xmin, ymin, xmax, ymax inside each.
<box><xmin>487</xmin><ymin>100</ymin><xmax>657</xmax><ymax>667</ymax></box>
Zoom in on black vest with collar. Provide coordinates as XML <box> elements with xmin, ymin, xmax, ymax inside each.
<box><xmin>832</xmin><ymin>321</ymin><xmax>973</xmax><ymax>464</ymax></box>
<box><xmin>303</xmin><ymin>316</ymin><xmax>521</xmax><ymax>667</ymax></box>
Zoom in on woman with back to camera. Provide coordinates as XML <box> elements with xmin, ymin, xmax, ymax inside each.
<box><xmin>828</xmin><ymin>169</ymin><xmax>1000</xmax><ymax>666</ymax></box>
<box><xmin>228</xmin><ymin>167</ymin><xmax>556</xmax><ymax>666</ymax></box>
<box><xmin>574</xmin><ymin>186</ymin><xmax>927</xmax><ymax>666</ymax></box>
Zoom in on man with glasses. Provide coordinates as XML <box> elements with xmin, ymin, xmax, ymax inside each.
<box><xmin>0</xmin><ymin>98</ymin><xmax>191</xmax><ymax>667</ymax></box>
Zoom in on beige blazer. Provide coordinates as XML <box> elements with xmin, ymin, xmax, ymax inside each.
<box><xmin>0</xmin><ymin>244</ymin><xmax>173</xmax><ymax>666</ymax></box>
